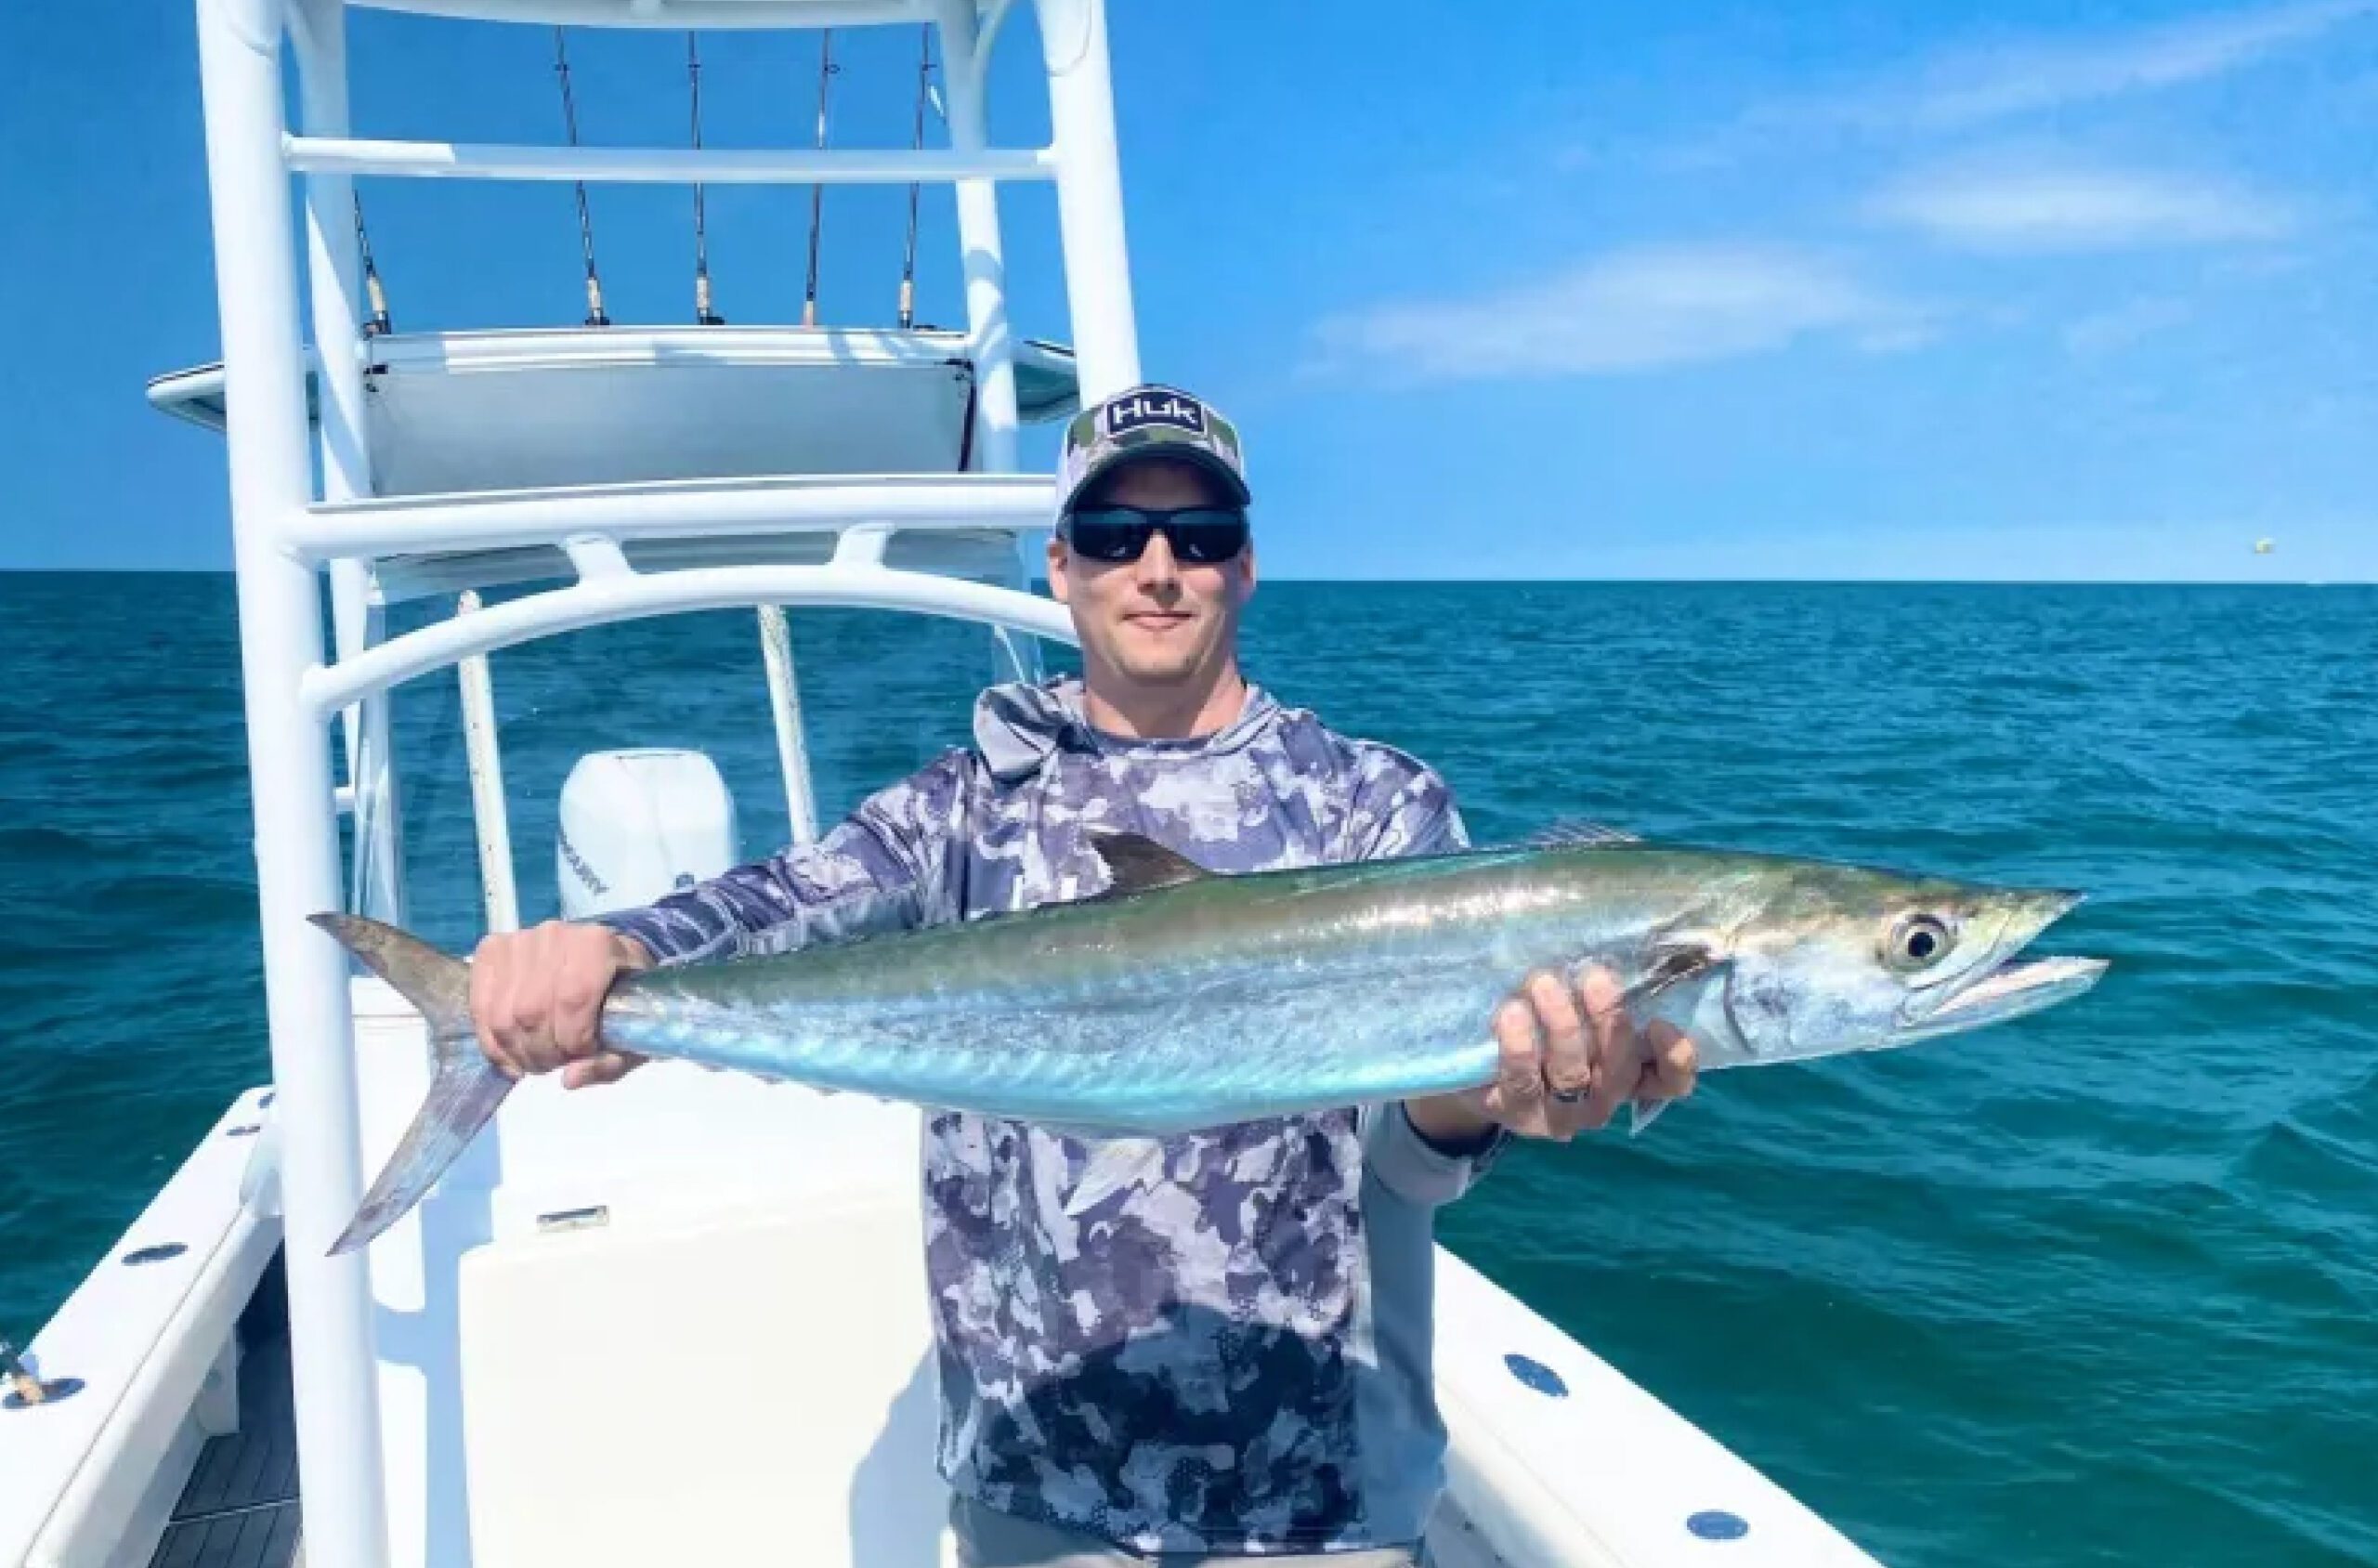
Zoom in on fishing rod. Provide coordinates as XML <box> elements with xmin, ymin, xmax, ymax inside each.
<box><xmin>802</xmin><ymin>30</ymin><xmax>837</xmax><ymax>328</ymax></box>
<box><xmin>354</xmin><ymin>192</ymin><xmax>393</xmax><ymax>336</ymax></box>
<box><xmin>687</xmin><ymin>32</ymin><xmax>724</xmax><ymax>324</ymax></box>
<box><xmin>898</xmin><ymin>25</ymin><xmax>934</xmax><ymax>330</ymax></box>
<box><xmin>552</xmin><ymin>27</ymin><xmax>611</xmax><ymax>327</ymax></box>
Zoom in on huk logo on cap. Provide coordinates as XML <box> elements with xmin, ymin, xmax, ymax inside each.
<box><xmin>1056</xmin><ymin>383</ymin><xmax>1250</xmax><ymax>519</ymax></box>
<box><xmin>1102</xmin><ymin>389</ymin><xmax>1207</xmax><ymax>438</ymax></box>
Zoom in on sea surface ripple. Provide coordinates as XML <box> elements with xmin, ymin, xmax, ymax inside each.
<box><xmin>3</xmin><ymin>575</ymin><xmax>2372</xmax><ymax>1566</ymax></box>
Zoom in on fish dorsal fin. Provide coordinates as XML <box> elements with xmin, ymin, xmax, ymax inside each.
<box><xmin>1085</xmin><ymin>829</ymin><xmax>1211</xmax><ymax>895</ymax></box>
<box><xmin>1529</xmin><ymin>820</ymin><xmax>1640</xmax><ymax>850</ymax></box>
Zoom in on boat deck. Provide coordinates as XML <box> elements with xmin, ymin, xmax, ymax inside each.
<box><xmin>150</xmin><ymin>1258</ymin><xmax>302</xmax><ymax>1568</ymax></box>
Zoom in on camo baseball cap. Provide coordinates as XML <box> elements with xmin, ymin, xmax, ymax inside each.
<box><xmin>1055</xmin><ymin>384</ymin><xmax>1251</xmax><ymax>519</ymax></box>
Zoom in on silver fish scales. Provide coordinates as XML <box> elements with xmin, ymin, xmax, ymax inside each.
<box><xmin>315</xmin><ymin>829</ymin><xmax>2105</xmax><ymax>1253</ymax></box>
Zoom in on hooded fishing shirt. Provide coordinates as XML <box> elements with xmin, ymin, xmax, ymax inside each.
<box><xmin>600</xmin><ymin>677</ymin><xmax>1504</xmax><ymax>1554</ymax></box>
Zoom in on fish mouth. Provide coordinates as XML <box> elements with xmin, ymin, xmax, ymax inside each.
<box><xmin>1899</xmin><ymin>890</ymin><xmax>2108</xmax><ymax>1039</ymax></box>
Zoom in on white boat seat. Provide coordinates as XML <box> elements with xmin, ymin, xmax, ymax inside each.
<box><xmin>456</xmin><ymin>1195</ymin><xmax>952</xmax><ymax>1568</ymax></box>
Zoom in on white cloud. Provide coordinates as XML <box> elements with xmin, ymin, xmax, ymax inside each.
<box><xmin>1309</xmin><ymin>244</ymin><xmax>1924</xmax><ymax>383</ymax></box>
<box><xmin>2062</xmin><ymin>297</ymin><xmax>2194</xmax><ymax>356</ymax></box>
<box><xmin>1853</xmin><ymin>320</ymin><xmax>1949</xmax><ymax>354</ymax></box>
<box><xmin>1868</xmin><ymin>165</ymin><xmax>2293</xmax><ymax>252</ymax></box>
<box><xmin>1762</xmin><ymin>0</ymin><xmax>2376</xmax><ymax>133</ymax></box>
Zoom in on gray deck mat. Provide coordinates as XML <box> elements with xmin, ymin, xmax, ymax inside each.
<box><xmin>149</xmin><ymin>1256</ymin><xmax>301</xmax><ymax>1568</ymax></box>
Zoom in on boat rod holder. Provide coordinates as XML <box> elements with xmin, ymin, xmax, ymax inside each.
<box><xmin>0</xmin><ymin>1336</ymin><xmax>82</xmax><ymax>1408</ymax></box>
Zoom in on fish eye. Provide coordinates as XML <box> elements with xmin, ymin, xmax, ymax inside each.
<box><xmin>1884</xmin><ymin>912</ymin><xmax>1955</xmax><ymax>972</ymax></box>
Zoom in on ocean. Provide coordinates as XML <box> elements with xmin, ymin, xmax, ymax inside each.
<box><xmin>3</xmin><ymin>572</ymin><xmax>2373</xmax><ymax>1565</ymax></box>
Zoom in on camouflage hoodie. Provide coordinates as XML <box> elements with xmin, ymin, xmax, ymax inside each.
<box><xmin>600</xmin><ymin>676</ymin><xmax>1504</xmax><ymax>1555</ymax></box>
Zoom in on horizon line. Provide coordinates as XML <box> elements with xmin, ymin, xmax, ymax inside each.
<box><xmin>0</xmin><ymin>567</ymin><xmax>2359</xmax><ymax>589</ymax></box>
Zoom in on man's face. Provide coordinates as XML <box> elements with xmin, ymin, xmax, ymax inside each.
<box><xmin>1048</xmin><ymin>458</ymin><xmax>1257</xmax><ymax>690</ymax></box>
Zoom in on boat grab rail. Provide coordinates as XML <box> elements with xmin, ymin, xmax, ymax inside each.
<box><xmin>288</xmin><ymin>472</ymin><xmax>1056</xmax><ymax>561</ymax></box>
<box><xmin>350</xmin><ymin>1</ymin><xmax>939</xmax><ymax>32</ymax></box>
<box><xmin>297</xmin><ymin>553</ymin><xmax>1076</xmax><ymax>718</ymax></box>
<box><xmin>284</xmin><ymin>137</ymin><xmax>1058</xmax><ymax>187</ymax></box>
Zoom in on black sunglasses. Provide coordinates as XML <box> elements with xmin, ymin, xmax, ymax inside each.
<box><xmin>1059</xmin><ymin>505</ymin><xmax>1250</xmax><ymax>565</ymax></box>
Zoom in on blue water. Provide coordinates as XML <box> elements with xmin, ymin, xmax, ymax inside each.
<box><xmin>4</xmin><ymin>573</ymin><xmax>2374</xmax><ymax>1565</ymax></box>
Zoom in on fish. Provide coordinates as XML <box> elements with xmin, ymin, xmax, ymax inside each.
<box><xmin>313</xmin><ymin>828</ymin><xmax>2107</xmax><ymax>1254</ymax></box>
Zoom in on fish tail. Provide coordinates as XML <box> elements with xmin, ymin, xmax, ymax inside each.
<box><xmin>308</xmin><ymin>912</ymin><xmax>512</xmax><ymax>1256</ymax></box>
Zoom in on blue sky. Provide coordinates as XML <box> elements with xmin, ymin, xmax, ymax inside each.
<box><xmin>2</xmin><ymin>0</ymin><xmax>2374</xmax><ymax>578</ymax></box>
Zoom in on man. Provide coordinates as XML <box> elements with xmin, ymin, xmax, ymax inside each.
<box><xmin>469</xmin><ymin>385</ymin><xmax>1699</xmax><ymax>1564</ymax></box>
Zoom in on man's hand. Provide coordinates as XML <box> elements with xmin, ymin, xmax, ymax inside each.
<box><xmin>469</xmin><ymin>921</ymin><xmax>654</xmax><ymax>1091</ymax></box>
<box><xmin>1406</xmin><ymin>965</ymin><xmax>1699</xmax><ymax>1146</ymax></box>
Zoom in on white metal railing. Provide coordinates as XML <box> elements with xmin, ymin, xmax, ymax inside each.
<box><xmin>283</xmin><ymin>137</ymin><xmax>1058</xmax><ymax>185</ymax></box>
<box><xmin>196</xmin><ymin>0</ymin><xmax>1138</xmax><ymax>1562</ymax></box>
<box><xmin>354</xmin><ymin>0</ymin><xmax>936</xmax><ymax>27</ymax></box>
<box><xmin>199</xmin><ymin>1</ymin><xmax>395</xmax><ymax>1559</ymax></box>
<box><xmin>291</xmin><ymin>0</ymin><xmax>401</xmax><ymax>922</ymax></box>
<box><xmin>299</xmin><ymin>561</ymin><xmax>1075</xmax><ymax>718</ymax></box>
<box><xmin>758</xmin><ymin>604</ymin><xmax>822</xmax><ymax>844</ymax></box>
<box><xmin>942</xmin><ymin>0</ymin><xmax>1022</xmax><ymax>471</ymax></box>
<box><xmin>454</xmin><ymin>591</ymin><xmax>522</xmax><ymax>934</ymax></box>
<box><xmin>288</xmin><ymin>473</ymin><xmax>1056</xmax><ymax>562</ymax></box>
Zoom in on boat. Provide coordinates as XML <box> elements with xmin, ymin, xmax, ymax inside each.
<box><xmin>0</xmin><ymin>3</ymin><xmax>1890</xmax><ymax>1564</ymax></box>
